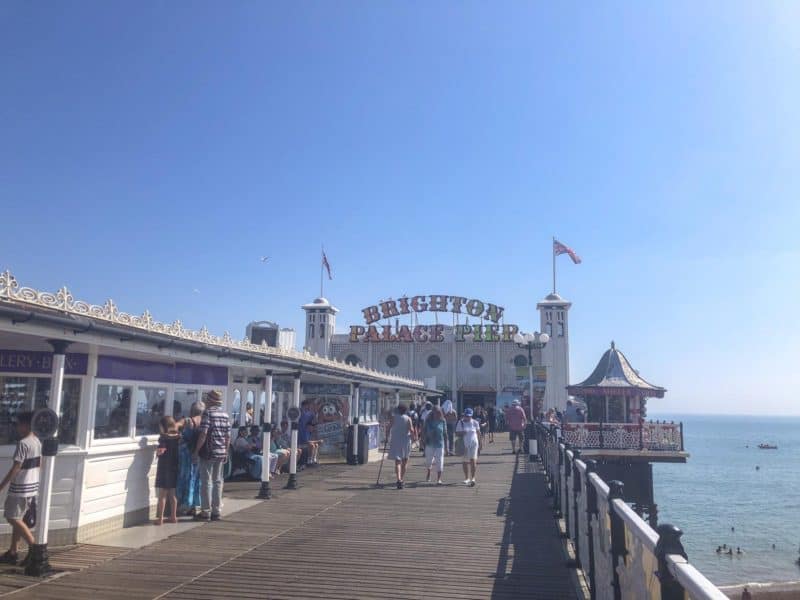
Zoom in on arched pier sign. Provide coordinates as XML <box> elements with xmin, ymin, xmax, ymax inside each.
<box><xmin>349</xmin><ymin>294</ymin><xmax>519</xmax><ymax>343</ymax></box>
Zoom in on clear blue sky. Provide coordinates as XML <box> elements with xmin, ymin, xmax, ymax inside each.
<box><xmin>2</xmin><ymin>3</ymin><xmax>799</xmax><ymax>414</ymax></box>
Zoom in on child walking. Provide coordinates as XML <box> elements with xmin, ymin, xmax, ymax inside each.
<box><xmin>155</xmin><ymin>416</ymin><xmax>180</xmax><ymax>525</ymax></box>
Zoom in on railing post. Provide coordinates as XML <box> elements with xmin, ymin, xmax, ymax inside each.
<box><xmin>585</xmin><ymin>459</ymin><xmax>598</xmax><ymax>599</ymax></box>
<box><xmin>563</xmin><ymin>444</ymin><xmax>571</xmax><ymax>537</ymax></box>
<box><xmin>572</xmin><ymin>449</ymin><xmax>582</xmax><ymax>567</ymax></box>
<box><xmin>608</xmin><ymin>480</ymin><xmax>627</xmax><ymax>600</ymax></box>
<box><xmin>679</xmin><ymin>422</ymin><xmax>684</xmax><ymax>451</ymax></box>
<box><xmin>599</xmin><ymin>421</ymin><xmax>604</xmax><ymax>448</ymax></box>
<box><xmin>655</xmin><ymin>524</ymin><xmax>688</xmax><ymax>600</ymax></box>
<box><xmin>639</xmin><ymin>419</ymin><xmax>644</xmax><ymax>450</ymax></box>
<box><xmin>555</xmin><ymin>439</ymin><xmax>564</xmax><ymax>517</ymax></box>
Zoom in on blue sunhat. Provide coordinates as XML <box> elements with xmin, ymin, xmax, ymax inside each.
<box><xmin>464</xmin><ymin>408</ymin><xmax>473</xmax><ymax>416</ymax></box>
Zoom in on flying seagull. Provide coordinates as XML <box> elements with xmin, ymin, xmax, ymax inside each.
<box><xmin>260</xmin><ymin>256</ymin><xmax>270</xmax><ymax>263</ymax></box>
<box><xmin>192</xmin><ymin>289</ymin><xmax>201</xmax><ymax>294</ymax></box>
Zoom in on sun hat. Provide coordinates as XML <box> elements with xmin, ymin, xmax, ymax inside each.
<box><xmin>464</xmin><ymin>408</ymin><xmax>473</xmax><ymax>416</ymax></box>
<box><xmin>205</xmin><ymin>389</ymin><xmax>224</xmax><ymax>406</ymax></box>
<box><xmin>511</xmin><ymin>399</ymin><xmax>520</xmax><ymax>406</ymax></box>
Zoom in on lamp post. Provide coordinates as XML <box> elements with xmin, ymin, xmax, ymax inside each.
<box><xmin>514</xmin><ymin>331</ymin><xmax>549</xmax><ymax>420</ymax></box>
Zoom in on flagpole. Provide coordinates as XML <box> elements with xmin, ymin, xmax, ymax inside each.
<box><xmin>320</xmin><ymin>245</ymin><xmax>324</xmax><ymax>298</ymax></box>
<box><xmin>552</xmin><ymin>236</ymin><xmax>557</xmax><ymax>295</ymax></box>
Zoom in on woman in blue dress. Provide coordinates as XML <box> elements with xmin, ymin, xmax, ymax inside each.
<box><xmin>177</xmin><ymin>401</ymin><xmax>204</xmax><ymax>515</ymax></box>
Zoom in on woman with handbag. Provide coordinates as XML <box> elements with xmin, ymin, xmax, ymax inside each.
<box><xmin>423</xmin><ymin>407</ymin><xmax>446</xmax><ymax>485</ymax></box>
<box><xmin>455</xmin><ymin>408</ymin><xmax>482</xmax><ymax>487</ymax></box>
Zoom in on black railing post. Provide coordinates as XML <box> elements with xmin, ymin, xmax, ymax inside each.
<box><xmin>679</xmin><ymin>422</ymin><xmax>684</xmax><ymax>451</ymax></box>
<box><xmin>572</xmin><ymin>449</ymin><xmax>582</xmax><ymax>567</ymax></box>
<box><xmin>563</xmin><ymin>444</ymin><xmax>571</xmax><ymax>536</ymax></box>
<box><xmin>654</xmin><ymin>524</ymin><xmax>688</xmax><ymax>600</ymax></box>
<box><xmin>585</xmin><ymin>459</ymin><xmax>598</xmax><ymax>599</ymax></box>
<box><xmin>639</xmin><ymin>420</ymin><xmax>644</xmax><ymax>450</ymax></box>
<box><xmin>555</xmin><ymin>440</ymin><xmax>564</xmax><ymax>517</ymax></box>
<box><xmin>608</xmin><ymin>480</ymin><xmax>627</xmax><ymax>600</ymax></box>
<box><xmin>599</xmin><ymin>421</ymin><xmax>604</xmax><ymax>448</ymax></box>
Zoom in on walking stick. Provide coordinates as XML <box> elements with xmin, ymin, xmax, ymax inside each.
<box><xmin>375</xmin><ymin>429</ymin><xmax>391</xmax><ymax>488</ymax></box>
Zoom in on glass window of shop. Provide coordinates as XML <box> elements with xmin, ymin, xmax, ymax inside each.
<box><xmin>174</xmin><ymin>389</ymin><xmax>201</xmax><ymax>420</ymax></box>
<box><xmin>0</xmin><ymin>376</ymin><xmax>81</xmax><ymax>445</ymax></box>
<box><xmin>134</xmin><ymin>386</ymin><xmax>169</xmax><ymax>436</ymax></box>
<box><xmin>94</xmin><ymin>384</ymin><xmax>133</xmax><ymax>439</ymax></box>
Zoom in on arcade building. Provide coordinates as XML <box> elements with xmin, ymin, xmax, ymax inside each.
<box><xmin>302</xmin><ymin>291</ymin><xmax>573</xmax><ymax>414</ymax></box>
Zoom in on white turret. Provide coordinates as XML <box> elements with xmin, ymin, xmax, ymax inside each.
<box><xmin>302</xmin><ymin>297</ymin><xmax>338</xmax><ymax>358</ymax></box>
<box><xmin>537</xmin><ymin>292</ymin><xmax>571</xmax><ymax>412</ymax></box>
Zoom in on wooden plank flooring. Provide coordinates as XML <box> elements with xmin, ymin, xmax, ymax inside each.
<box><xmin>2</xmin><ymin>441</ymin><xmax>578</xmax><ymax>599</ymax></box>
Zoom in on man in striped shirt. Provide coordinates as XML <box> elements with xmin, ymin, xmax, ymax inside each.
<box><xmin>0</xmin><ymin>412</ymin><xmax>41</xmax><ymax>565</ymax></box>
<box><xmin>194</xmin><ymin>390</ymin><xmax>230</xmax><ymax>522</ymax></box>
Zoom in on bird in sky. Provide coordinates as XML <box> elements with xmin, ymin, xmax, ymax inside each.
<box><xmin>260</xmin><ymin>256</ymin><xmax>270</xmax><ymax>263</ymax></box>
<box><xmin>192</xmin><ymin>289</ymin><xmax>201</xmax><ymax>294</ymax></box>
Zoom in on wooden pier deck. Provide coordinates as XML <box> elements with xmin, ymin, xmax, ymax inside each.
<box><xmin>2</xmin><ymin>441</ymin><xmax>579</xmax><ymax>599</ymax></box>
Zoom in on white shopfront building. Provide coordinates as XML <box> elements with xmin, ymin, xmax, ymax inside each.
<box><xmin>0</xmin><ymin>271</ymin><xmax>429</xmax><ymax>546</ymax></box>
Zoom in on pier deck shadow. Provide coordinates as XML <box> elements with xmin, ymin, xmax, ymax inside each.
<box><xmin>2</xmin><ymin>441</ymin><xmax>578</xmax><ymax>599</ymax></box>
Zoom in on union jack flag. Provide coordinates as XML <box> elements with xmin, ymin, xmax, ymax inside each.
<box><xmin>553</xmin><ymin>239</ymin><xmax>582</xmax><ymax>264</ymax></box>
<box><xmin>322</xmin><ymin>251</ymin><xmax>333</xmax><ymax>280</ymax></box>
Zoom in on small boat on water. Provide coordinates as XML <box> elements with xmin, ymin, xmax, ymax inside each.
<box><xmin>758</xmin><ymin>443</ymin><xmax>778</xmax><ymax>450</ymax></box>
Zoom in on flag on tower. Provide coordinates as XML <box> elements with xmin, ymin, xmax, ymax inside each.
<box><xmin>553</xmin><ymin>239</ymin><xmax>582</xmax><ymax>264</ymax></box>
<box><xmin>322</xmin><ymin>250</ymin><xmax>333</xmax><ymax>280</ymax></box>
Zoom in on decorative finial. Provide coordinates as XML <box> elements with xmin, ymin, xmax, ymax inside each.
<box><xmin>610</xmin><ymin>340</ymin><xmax>615</xmax><ymax>350</ymax></box>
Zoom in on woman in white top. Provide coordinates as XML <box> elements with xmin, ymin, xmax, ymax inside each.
<box><xmin>455</xmin><ymin>408</ymin><xmax>482</xmax><ymax>486</ymax></box>
<box><xmin>388</xmin><ymin>404</ymin><xmax>416</xmax><ymax>489</ymax></box>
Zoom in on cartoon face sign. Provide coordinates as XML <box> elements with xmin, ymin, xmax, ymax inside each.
<box><xmin>318</xmin><ymin>402</ymin><xmax>341</xmax><ymax>423</ymax></box>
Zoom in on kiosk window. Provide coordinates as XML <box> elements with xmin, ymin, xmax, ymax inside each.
<box><xmin>95</xmin><ymin>384</ymin><xmax>133</xmax><ymax>439</ymax></box>
<box><xmin>0</xmin><ymin>376</ymin><xmax>81</xmax><ymax>445</ymax></box>
<box><xmin>135</xmin><ymin>387</ymin><xmax>169</xmax><ymax>436</ymax></box>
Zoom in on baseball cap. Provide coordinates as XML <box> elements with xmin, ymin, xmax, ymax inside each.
<box><xmin>464</xmin><ymin>408</ymin><xmax>473</xmax><ymax>416</ymax></box>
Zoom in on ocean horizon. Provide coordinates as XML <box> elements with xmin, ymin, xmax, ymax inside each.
<box><xmin>650</xmin><ymin>413</ymin><xmax>800</xmax><ymax>586</ymax></box>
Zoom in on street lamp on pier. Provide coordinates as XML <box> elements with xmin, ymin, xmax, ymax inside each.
<box><xmin>513</xmin><ymin>331</ymin><xmax>549</xmax><ymax>419</ymax></box>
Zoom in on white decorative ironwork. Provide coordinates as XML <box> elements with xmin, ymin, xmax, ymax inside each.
<box><xmin>0</xmin><ymin>270</ymin><xmax>426</xmax><ymax>389</ymax></box>
<box><xmin>562</xmin><ymin>422</ymin><xmax>682</xmax><ymax>451</ymax></box>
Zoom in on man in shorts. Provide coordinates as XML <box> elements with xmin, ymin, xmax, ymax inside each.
<box><xmin>505</xmin><ymin>399</ymin><xmax>527</xmax><ymax>455</ymax></box>
<box><xmin>0</xmin><ymin>412</ymin><xmax>41</xmax><ymax>565</ymax></box>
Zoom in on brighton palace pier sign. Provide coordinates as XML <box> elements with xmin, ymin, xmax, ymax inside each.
<box><xmin>349</xmin><ymin>295</ymin><xmax>519</xmax><ymax>343</ymax></box>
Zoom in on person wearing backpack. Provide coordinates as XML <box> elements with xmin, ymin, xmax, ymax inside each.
<box><xmin>423</xmin><ymin>406</ymin><xmax>446</xmax><ymax>485</ymax></box>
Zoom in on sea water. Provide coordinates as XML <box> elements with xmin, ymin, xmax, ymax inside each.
<box><xmin>652</xmin><ymin>414</ymin><xmax>800</xmax><ymax>586</ymax></box>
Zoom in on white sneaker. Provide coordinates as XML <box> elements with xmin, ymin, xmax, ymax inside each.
<box><xmin>469</xmin><ymin>479</ymin><xmax>476</xmax><ymax>487</ymax></box>
<box><xmin>463</xmin><ymin>479</ymin><xmax>470</xmax><ymax>485</ymax></box>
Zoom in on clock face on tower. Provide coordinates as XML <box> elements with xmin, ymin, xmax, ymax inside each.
<box><xmin>32</xmin><ymin>408</ymin><xmax>60</xmax><ymax>439</ymax></box>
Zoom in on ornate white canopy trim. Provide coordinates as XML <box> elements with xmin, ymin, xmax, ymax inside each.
<box><xmin>0</xmin><ymin>270</ymin><xmax>424</xmax><ymax>388</ymax></box>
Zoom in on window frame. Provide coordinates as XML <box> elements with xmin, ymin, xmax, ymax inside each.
<box><xmin>0</xmin><ymin>373</ymin><xmax>83</xmax><ymax>448</ymax></box>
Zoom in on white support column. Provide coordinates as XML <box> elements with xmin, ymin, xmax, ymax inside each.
<box><xmin>286</xmin><ymin>372</ymin><xmax>301</xmax><ymax>489</ymax></box>
<box><xmin>351</xmin><ymin>383</ymin><xmax>360</xmax><ymax>464</ymax></box>
<box><xmin>29</xmin><ymin>339</ymin><xmax>69</xmax><ymax>576</ymax></box>
<box><xmin>395</xmin><ymin>388</ymin><xmax>400</xmax><ymax>409</ymax></box>
<box><xmin>258</xmin><ymin>370</ymin><xmax>273</xmax><ymax>499</ymax></box>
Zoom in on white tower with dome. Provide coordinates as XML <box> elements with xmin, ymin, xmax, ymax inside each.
<box><xmin>302</xmin><ymin>297</ymin><xmax>338</xmax><ymax>357</ymax></box>
<box><xmin>537</xmin><ymin>292</ymin><xmax>571</xmax><ymax>412</ymax></box>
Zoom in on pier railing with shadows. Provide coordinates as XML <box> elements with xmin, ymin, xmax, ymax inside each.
<box><xmin>536</xmin><ymin>423</ymin><xmax>726</xmax><ymax>600</ymax></box>
<box><xmin>561</xmin><ymin>421</ymin><xmax>684</xmax><ymax>451</ymax></box>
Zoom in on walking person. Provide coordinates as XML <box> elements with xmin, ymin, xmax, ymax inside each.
<box><xmin>455</xmin><ymin>408</ymin><xmax>481</xmax><ymax>486</ymax></box>
<box><xmin>194</xmin><ymin>389</ymin><xmax>230</xmax><ymax>522</ymax></box>
<box><xmin>154</xmin><ymin>416</ymin><xmax>180</xmax><ymax>525</ymax></box>
<box><xmin>388</xmin><ymin>403</ymin><xmax>416</xmax><ymax>489</ymax></box>
<box><xmin>177</xmin><ymin>400</ymin><xmax>204</xmax><ymax>516</ymax></box>
<box><xmin>0</xmin><ymin>412</ymin><xmax>40</xmax><ymax>565</ymax></box>
<box><xmin>486</xmin><ymin>404</ymin><xmax>496</xmax><ymax>443</ymax></box>
<box><xmin>424</xmin><ymin>406</ymin><xmax>446</xmax><ymax>484</ymax></box>
<box><xmin>506</xmin><ymin>399</ymin><xmax>527</xmax><ymax>455</ymax></box>
<box><xmin>444</xmin><ymin>401</ymin><xmax>458</xmax><ymax>456</ymax></box>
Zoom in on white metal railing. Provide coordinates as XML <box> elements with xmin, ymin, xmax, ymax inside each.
<box><xmin>535</xmin><ymin>423</ymin><xmax>727</xmax><ymax>600</ymax></box>
<box><xmin>561</xmin><ymin>421</ymin><xmax>684</xmax><ymax>452</ymax></box>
